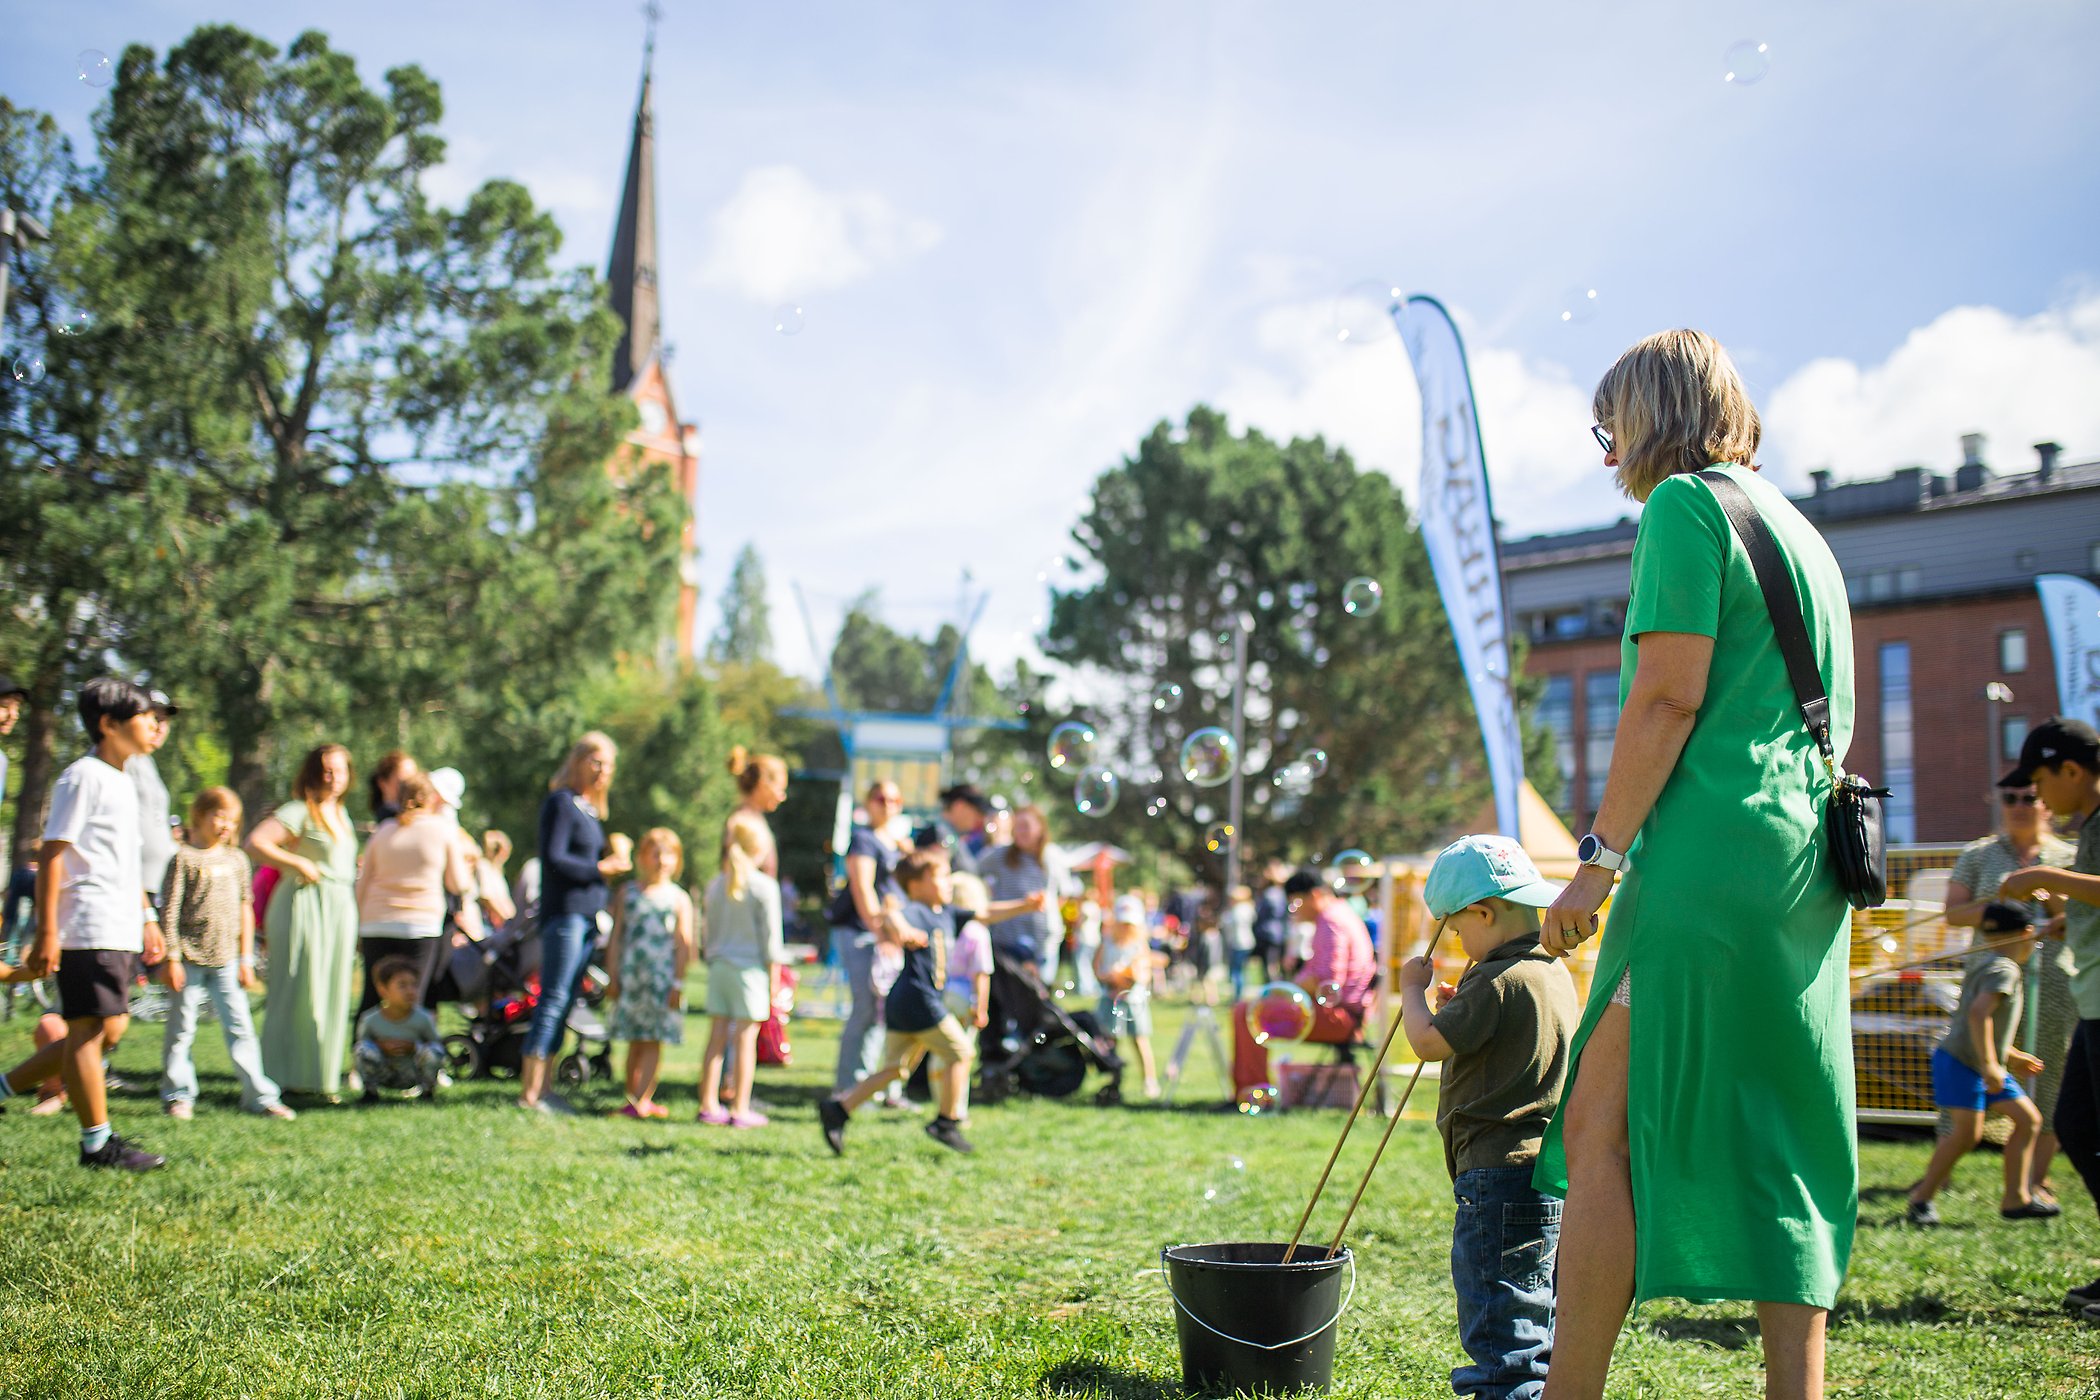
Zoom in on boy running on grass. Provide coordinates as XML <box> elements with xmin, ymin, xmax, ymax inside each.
<box><xmin>820</xmin><ymin>847</ymin><xmax>976</xmax><ymax>1155</ymax></box>
<box><xmin>1904</xmin><ymin>901</ymin><xmax>2053</xmax><ymax>1225</ymax></box>
<box><xmin>1398</xmin><ymin>835</ymin><xmax>1579</xmax><ymax>1400</ymax></box>
<box><xmin>0</xmin><ymin>678</ymin><xmax>167</xmax><ymax>1170</ymax></box>
<box><xmin>1996</xmin><ymin>717</ymin><xmax>2100</xmax><ymax>1319</ymax></box>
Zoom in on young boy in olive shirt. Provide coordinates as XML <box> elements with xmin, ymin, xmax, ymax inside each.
<box><xmin>1400</xmin><ymin>835</ymin><xmax>1580</xmax><ymax>1400</ymax></box>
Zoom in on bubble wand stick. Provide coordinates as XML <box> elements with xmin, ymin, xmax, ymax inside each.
<box><xmin>1281</xmin><ymin>916</ymin><xmax>1448</xmax><ymax>1266</ymax></box>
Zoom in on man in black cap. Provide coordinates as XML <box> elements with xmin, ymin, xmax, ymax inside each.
<box><xmin>1996</xmin><ymin>717</ymin><xmax>2100</xmax><ymax>1320</ymax></box>
<box><xmin>939</xmin><ymin>783</ymin><xmax>992</xmax><ymax>876</ymax></box>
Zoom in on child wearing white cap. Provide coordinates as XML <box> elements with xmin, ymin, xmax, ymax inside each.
<box><xmin>1400</xmin><ymin>834</ymin><xmax>1581</xmax><ymax>1400</ymax></box>
<box><xmin>1095</xmin><ymin>892</ymin><xmax>1160</xmax><ymax>1098</ymax></box>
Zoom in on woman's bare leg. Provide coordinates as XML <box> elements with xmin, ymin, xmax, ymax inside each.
<box><xmin>698</xmin><ymin>1018</ymin><xmax>730</xmax><ymax>1115</ymax></box>
<box><xmin>1755</xmin><ymin>1302</ymin><xmax>1826</xmax><ymax>1400</ymax></box>
<box><xmin>730</xmin><ymin>1020</ymin><xmax>760</xmax><ymax>1116</ymax></box>
<box><xmin>1542</xmin><ymin>1004</ymin><xmax>1633</xmax><ymax>1400</ymax></box>
<box><xmin>627</xmin><ymin>1041</ymin><xmax>662</xmax><ymax>1107</ymax></box>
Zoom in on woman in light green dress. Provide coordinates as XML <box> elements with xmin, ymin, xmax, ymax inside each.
<box><xmin>1536</xmin><ymin>332</ymin><xmax>1857</xmax><ymax>1400</ymax></box>
<box><xmin>248</xmin><ymin>745</ymin><xmax>361</xmax><ymax>1098</ymax></box>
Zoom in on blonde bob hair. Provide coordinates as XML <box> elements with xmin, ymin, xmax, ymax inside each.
<box><xmin>550</xmin><ymin>731</ymin><xmax>617</xmax><ymax>811</ymax></box>
<box><xmin>1592</xmin><ymin>329</ymin><xmax>1761</xmax><ymax>502</ymax></box>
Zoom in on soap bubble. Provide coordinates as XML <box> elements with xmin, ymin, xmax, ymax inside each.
<box><xmin>1046</xmin><ymin>721</ymin><xmax>1097</xmax><ymax>773</ymax></box>
<box><xmin>1239</xmin><ymin>1084</ymin><xmax>1279</xmax><ymax>1116</ymax></box>
<box><xmin>1298</xmin><ymin>748</ymin><xmax>1330</xmax><ymax>780</ymax></box>
<box><xmin>1312</xmin><ymin>981</ymin><xmax>1344</xmax><ymax>1009</ymax></box>
<box><xmin>1073</xmin><ymin>768</ymin><xmax>1120</xmax><ymax>818</ymax></box>
<box><xmin>1203</xmin><ymin>822</ymin><xmax>1237</xmax><ymax>856</ymax></box>
<box><xmin>1331</xmin><ymin>279</ymin><xmax>1404</xmax><ymax>348</ymax></box>
<box><xmin>1144</xmin><ymin>797</ymin><xmax>1168</xmax><ymax>818</ymax></box>
<box><xmin>1179</xmin><ymin>727</ymin><xmax>1238</xmax><ymax>787</ymax></box>
<box><xmin>1559</xmin><ymin>287</ymin><xmax>1601</xmax><ymax>325</ymax></box>
<box><xmin>1723</xmin><ymin>39</ymin><xmax>1770</xmax><ymax>85</ymax></box>
<box><xmin>772</xmin><ymin>304</ymin><xmax>804</xmax><ymax>335</ymax></box>
<box><xmin>1201</xmin><ymin>1155</ymin><xmax>1247</xmax><ymax>1206</ymax></box>
<box><xmin>1330</xmin><ymin>849</ymin><xmax>1376</xmax><ymax>896</ymax></box>
<box><xmin>1270</xmin><ymin>762</ymin><xmax>1311</xmax><ymax>796</ymax></box>
<box><xmin>10</xmin><ymin>355</ymin><xmax>46</xmax><ymax>386</ymax></box>
<box><xmin>53</xmin><ymin>307</ymin><xmax>92</xmax><ymax>337</ymax></box>
<box><xmin>1151</xmin><ymin>681</ymin><xmax>1184</xmax><ymax>713</ymax></box>
<box><xmin>77</xmin><ymin>50</ymin><xmax>112</xmax><ymax>88</ymax></box>
<box><xmin>1109</xmin><ymin>988</ymin><xmax>1149</xmax><ymax>1034</ymax></box>
<box><xmin>1246</xmin><ymin>982</ymin><xmax>1314</xmax><ymax>1045</ymax></box>
<box><xmin>1342</xmin><ymin>578</ymin><xmax>1382</xmax><ymax>617</ymax></box>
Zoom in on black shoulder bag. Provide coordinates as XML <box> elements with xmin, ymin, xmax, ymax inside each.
<box><xmin>1697</xmin><ymin>470</ymin><xmax>1891</xmax><ymax>909</ymax></box>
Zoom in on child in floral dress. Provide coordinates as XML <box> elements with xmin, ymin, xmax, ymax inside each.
<box><xmin>603</xmin><ymin>828</ymin><xmax>695</xmax><ymax>1119</ymax></box>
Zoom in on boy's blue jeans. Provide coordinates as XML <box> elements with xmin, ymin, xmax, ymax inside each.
<box><xmin>1450</xmin><ymin>1165</ymin><xmax>1560</xmax><ymax>1400</ymax></box>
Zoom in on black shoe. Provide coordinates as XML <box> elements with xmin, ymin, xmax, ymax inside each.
<box><xmin>80</xmin><ymin>1134</ymin><xmax>164</xmax><ymax>1172</ymax></box>
<box><xmin>361</xmin><ymin>1088</ymin><xmax>381</xmax><ymax>1105</ymax></box>
<box><xmin>924</xmin><ymin>1117</ymin><xmax>974</xmax><ymax>1155</ymax></box>
<box><xmin>2002</xmin><ymin>1199</ymin><xmax>2061</xmax><ymax>1220</ymax></box>
<box><xmin>1903</xmin><ymin>1199</ymin><xmax>1940</xmax><ymax>1227</ymax></box>
<box><xmin>2066</xmin><ymin>1276</ymin><xmax>2100</xmax><ymax>1311</ymax></box>
<box><xmin>818</xmin><ymin>1097</ymin><xmax>848</xmax><ymax>1156</ymax></box>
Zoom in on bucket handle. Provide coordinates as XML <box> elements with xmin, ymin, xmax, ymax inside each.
<box><xmin>1159</xmin><ymin>1250</ymin><xmax>1356</xmax><ymax>1354</ymax></box>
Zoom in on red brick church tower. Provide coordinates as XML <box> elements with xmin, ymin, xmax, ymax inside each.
<box><xmin>606</xmin><ymin>30</ymin><xmax>703</xmax><ymax>661</ymax></box>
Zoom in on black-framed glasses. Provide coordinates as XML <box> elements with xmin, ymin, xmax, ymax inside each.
<box><xmin>1591</xmin><ymin>423</ymin><xmax>1613</xmax><ymax>453</ymax></box>
<box><xmin>2001</xmin><ymin>791</ymin><xmax>2041</xmax><ymax>807</ymax></box>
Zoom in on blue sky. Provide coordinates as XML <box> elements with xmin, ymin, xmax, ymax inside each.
<box><xmin>8</xmin><ymin>1</ymin><xmax>2100</xmax><ymax>676</ymax></box>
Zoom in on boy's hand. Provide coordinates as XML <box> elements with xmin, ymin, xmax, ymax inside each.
<box><xmin>1022</xmin><ymin>891</ymin><xmax>1048</xmax><ymax>912</ymax></box>
<box><xmin>974</xmin><ymin>1007</ymin><xmax>989</xmax><ymax>1029</ymax></box>
<box><xmin>163</xmin><ymin>958</ymin><xmax>186</xmax><ymax>994</ymax></box>
<box><xmin>1398</xmin><ymin>955</ymin><xmax>1434</xmax><ymax>993</ymax></box>
<box><xmin>143</xmin><ymin>921</ymin><xmax>166</xmax><ymax>965</ymax></box>
<box><xmin>1433</xmin><ymin>981</ymin><xmax>1458</xmax><ymax>1011</ymax></box>
<box><xmin>897</xmin><ymin>925</ymin><xmax>929</xmax><ymax>950</ymax></box>
<box><xmin>1982</xmin><ymin>1064</ymin><xmax>2006</xmax><ymax>1094</ymax></box>
<box><xmin>238</xmin><ymin>962</ymin><xmax>259</xmax><ymax>991</ymax></box>
<box><xmin>1996</xmin><ymin>868</ymin><xmax>2051</xmax><ymax>902</ymax></box>
<box><xmin>24</xmin><ymin>932</ymin><xmax>57</xmax><ymax>979</ymax></box>
<box><xmin>2008</xmin><ymin>1049</ymin><xmax>2043</xmax><ymax>1077</ymax></box>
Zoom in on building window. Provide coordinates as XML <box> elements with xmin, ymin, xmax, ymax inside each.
<box><xmin>1866</xmin><ymin>571</ymin><xmax>1892</xmax><ymax>602</ymax></box>
<box><xmin>1879</xmin><ymin>642</ymin><xmax>1915</xmax><ymax>844</ymax></box>
<box><xmin>1999</xmin><ymin>629</ymin><xmax>2027</xmax><ymax>674</ymax></box>
<box><xmin>1536</xmin><ymin>675</ymin><xmax>1576</xmax><ymax>814</ymax></box>
<box><xmin>2002</xmin><ymin>715</ymin><xmax>2029</xmax><ymax>764</ymax></box>
<box><xmin>1896</xmin><ymin>566</ymin><xmax>1920</xmax><ymax>596</ymax></box>
<box><xmin>1551</xmin><ymin>610</ymin><xmax>1587</xmax><ymax>641</ymax></box>
<box><xmin>1844</xmin><ymin>574</ymin><xmax>1863</xmax><ymax>604</ymax></box>
<box><xmin>1583</xmin><ymin>669</ymin><xmax>1621</xmax><ymax>812</ymax></box>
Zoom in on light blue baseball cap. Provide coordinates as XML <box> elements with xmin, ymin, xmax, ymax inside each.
<box><xmin>1423</xmin><ymin>834</ymin><xmax>1564</xmax><ymax>919</ymax></box>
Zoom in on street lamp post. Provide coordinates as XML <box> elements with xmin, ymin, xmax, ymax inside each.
<box><xmin>1985</xmin><ymin>682</ymin><xmax>2015</xmax><ymax>829</ymax></box>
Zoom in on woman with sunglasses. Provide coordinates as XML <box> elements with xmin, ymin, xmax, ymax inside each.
<box><xmin>1947</xmin><ymin>777</ymin><xmax>2075</xmax><ymax>1203</ymax></box>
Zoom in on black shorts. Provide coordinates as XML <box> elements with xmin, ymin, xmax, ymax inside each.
<box><xmin>57</xmin><ymin>949</ymin><xmax>140</xmax><ymax>1021</ymax></box>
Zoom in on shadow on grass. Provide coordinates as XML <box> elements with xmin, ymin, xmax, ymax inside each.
<box><xmin>1647</xmin><ymin>1294</ymin><xmax>1983</xmax><ymax>1351</ymax></box>
<box><xmin>1038</xmin><ymin>1358</ymin><xmax>1185</xmax><ymax>1399</ymax></box>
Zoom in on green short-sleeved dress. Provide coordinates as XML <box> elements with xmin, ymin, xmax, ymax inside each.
<box><xmin>257</xmin><ymin>801</ymin><xmax>361</xmax><ymax>1096</ymax></box>
<box><xmin>1534</xmin><ymin>465</ymin><xmax>1858</xmax><ymax>1309</ymax></box>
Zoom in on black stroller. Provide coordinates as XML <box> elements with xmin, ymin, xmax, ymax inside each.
<box><xmin>976</xmin><ymin>951</ymin><xmax>1124</xmax><ymax>1107</ymax></box>
<box><xmin>441</xmin><ymin>916</ymin><xmax>614</xmax><ymax>1089</ymax></box>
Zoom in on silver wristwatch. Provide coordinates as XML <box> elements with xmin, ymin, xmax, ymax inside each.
<box><xmin>1576</xmin><ymin>833</ymin><xmax>1627</xmax><ymax>873</ymax></box>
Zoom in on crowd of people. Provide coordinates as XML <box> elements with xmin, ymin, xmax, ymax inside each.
<box><xmin>3</xmin><ymin>329</ymin><xmax>2099</xmax><ymax>1399</ymax></box>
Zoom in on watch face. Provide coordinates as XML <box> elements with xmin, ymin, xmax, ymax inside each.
<box><xmin>1577</xmin><ymin>835</ymin><xmax>1600</xmax><ymax>863</ymax></box>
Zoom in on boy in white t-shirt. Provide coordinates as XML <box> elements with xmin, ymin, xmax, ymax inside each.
<box><xmin>0</xmin><ymin>678</ymin><xmax>168</xmax><ymax>1170</ymax></box>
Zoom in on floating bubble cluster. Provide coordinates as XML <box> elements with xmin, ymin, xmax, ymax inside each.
<box><xmin>1239</xmin><ymin>1083</ymin><xmax>1279</xmax><ymax>1116</ymax></box>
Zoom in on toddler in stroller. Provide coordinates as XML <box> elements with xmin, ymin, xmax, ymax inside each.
<box><xmin>976</xmin><ymin>951</ymin><xmax>1123</xmax><ymax>1106</ymax></box>
<box><xmin>441</xmin><ymin>911</ymin><xmax>613</xmax><ymax>1089</ymax></box>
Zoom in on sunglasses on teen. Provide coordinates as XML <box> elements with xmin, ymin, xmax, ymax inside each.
<box><xmin>2001</xmin><ymin>791</ymin><xmax>2040</xmax><ymax>808</ymax></box>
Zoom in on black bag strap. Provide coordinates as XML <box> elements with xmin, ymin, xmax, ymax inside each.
<box><xmin>1695</xmin><ymin>470</ymin><xmax>1835</xmax><ymax>767</ymax></box>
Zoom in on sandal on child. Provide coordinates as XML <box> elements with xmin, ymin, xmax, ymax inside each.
<box><xmin>2002</xmin><ymin>1199</ymin><xmax>2062</xmax><ymax>1220</ymax></box>
<box><xmin>697</xmin><ymin>1106</ymin><xmax>732</xmax><ymax>1126</ymax></box>
<box><xmin>728</xmin><ymin>1111</ymin><xmax>770</xmax><ymax>1128</ymax></box>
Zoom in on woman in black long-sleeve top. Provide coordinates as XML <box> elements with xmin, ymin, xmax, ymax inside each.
<box><xmin>518</xmin><ymin>731</ymin><xmax>632</xmax><ymax>1112</ymax></box>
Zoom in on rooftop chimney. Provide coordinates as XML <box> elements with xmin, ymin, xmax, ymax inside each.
<box><xmin>1954</xmin><ymin>432</ymin><xmax>1991</xmax><ymax>493</ymax></box>
<box><xmin>1809</xmin><ymin>469</ymin><xmax>1832</xmax><ymax>494</ymax></box>
<box><xmin>2036</xmin><ymin>440</ymin><xmax>2062</xmax><ymax>483</ymax></box>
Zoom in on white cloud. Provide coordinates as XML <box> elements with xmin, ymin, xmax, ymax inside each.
<box><xmin>1765</xmin><ymin>291</ymin><xmax>2100</xmax><ymax>484</ymax></box>
<box><xmin>697</xmin><ymin>165</ymin><xmax>942</xmax><ymax>304</ymax></box>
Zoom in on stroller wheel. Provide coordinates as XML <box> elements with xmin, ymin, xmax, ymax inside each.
<box><xmin>1094</xmin><ymin>1083</ymin><xmax>1123</xmax><ymax>1109</ymax></box>
<box><xmin>555</xmin><ymin>1050</ymin><xmax>589</xmax><ymax>1088</ymax></box>
<box><xmin>442</xmin><ymin>1032</ymin><xmax>482</xmax><ymax>1081</ymax></box>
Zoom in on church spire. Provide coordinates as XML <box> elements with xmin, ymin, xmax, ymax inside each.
<box><xmin>606</xmin><ymin>4</ymin><xmax>661</xmax><ymax>393</ymax></box>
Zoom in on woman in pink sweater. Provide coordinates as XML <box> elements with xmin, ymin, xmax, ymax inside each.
<box><xmin>353</xmin><ymin>771</ymin><xmax>471</xmax><ymax>1024</ymax></box>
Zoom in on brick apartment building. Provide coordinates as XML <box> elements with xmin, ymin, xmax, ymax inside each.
<box><xmin>1504</xmin><ymin>436</ymin><xmax>2100</xmax><ymax>844</ymax></box>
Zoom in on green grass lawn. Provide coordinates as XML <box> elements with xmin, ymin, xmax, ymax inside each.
<box><xmin>1</xmin><ymin>983</ymin><xmax>2095</xmax><ymax>1398</ymax></box>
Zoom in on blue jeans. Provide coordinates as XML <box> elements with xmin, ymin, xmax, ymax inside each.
<box><xmin>523</xmin><ymin>912</ymin><xmax>593</xmax><ymax>1062</ymax></box>
<box><xmin>160</xmin><ymin>963</ymin><xmax>282</xmax><ymax>1110</ymax></box>
<box><xmin>832</xmin><ymin>926</ymin><xmax>884</xmax><ymax>1092</ymax></box>
<box><xmin>1450</xmin><ymin>1165</ymin><xmax>1559</xmax><ymax>1400</ymax></box>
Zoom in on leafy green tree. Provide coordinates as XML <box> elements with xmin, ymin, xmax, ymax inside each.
<box><xmin>1045</xmin><ymin>404</ymin><xmax>1558</xmax><ymax>873</ymax></box>
<box><xmin>0</xmin><ymin>28</ymin><xmax>688</xmax><ymax>849</ymax></box>
<box><xmin>707</xmin><ymin>542</ymin><xmax>773</xmax><ymax>665</ymax></box>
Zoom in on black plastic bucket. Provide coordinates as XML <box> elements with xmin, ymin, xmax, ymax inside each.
<box><xmin>1162</xmin><ymin>1242</ymin><xmax>1353</xmax><ymax>1396</ymax></box>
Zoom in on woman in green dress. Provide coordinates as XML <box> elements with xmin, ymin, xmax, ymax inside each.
<box><xmin>1536</xmin><ymin>331</ymin><xmax>1856</xmax><ymax>1400</ymax></box>
<box><xmin>249</xmin><ymin>745</ymin><xmax>361</xmax><ymax>1098</ymax></box>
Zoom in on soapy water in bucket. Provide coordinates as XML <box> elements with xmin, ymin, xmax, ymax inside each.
<box><xmin>1245</xmin><ymin>982</ymin><xmax>1314</xmax><ymax>1045</ymax></box>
